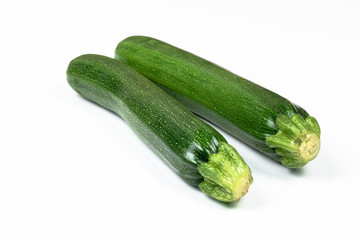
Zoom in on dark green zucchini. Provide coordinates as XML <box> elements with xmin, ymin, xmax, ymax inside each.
<box><xmin>115</xmin><ymin>36</ymin><xmax>321</xmax><ymax>168</ymax></box>
<box><xmin>66</xmin><ymin>54</ymin><xmax>252</xmax><ymax>202</ymax></box>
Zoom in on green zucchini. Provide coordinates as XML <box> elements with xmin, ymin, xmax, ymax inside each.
<box><xmin>66</xmin><ymin>54</ymin><xmax>252</xmax><ymax>202</ymax></box>
<box><xmin>115</xmin><ymin>36</ymin><xmax>321</xmax><ymax>168</ymax></box>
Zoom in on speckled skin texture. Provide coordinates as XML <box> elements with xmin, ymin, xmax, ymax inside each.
<box><xmin>67</xmin><ymin>54</ymin><xmax>226</xmax><ymax>185</ymax></box>
<box><xmin>66</xmin><ymin>55</ymin><xmax>252</xmax><ymax>202</ymax></box>
<box><xmin>115</xmin><ymin>36</ymin><xmax>320</xmax><ymax>166</ymax></box>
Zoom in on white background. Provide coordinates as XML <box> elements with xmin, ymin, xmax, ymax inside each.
<box><xmin>1</xmin><ymin>0</ymin><xmax>359</xmax><ymax>239</ymax></box>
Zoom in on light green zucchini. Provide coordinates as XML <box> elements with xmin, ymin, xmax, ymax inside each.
<box><xmin>115</xmin><ymin>36</ymin><xmax>321</xmax><ymax>168</ymax></box>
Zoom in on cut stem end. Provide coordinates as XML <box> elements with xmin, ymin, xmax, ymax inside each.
<box><xmin>198</xmin><ymin>142</ymin><xmax>252</xmax><ymax>202</ymax></box>
<box><xmin>266</xmin><ymin>114</ymin><xmax>321</xmax><ymax>168</ymax></box>
<box><xmin>299</xmin><ymin>133</ymin><xmax>320</xmax><ymax>162</ymax></box>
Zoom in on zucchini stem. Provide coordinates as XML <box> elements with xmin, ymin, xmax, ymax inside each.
<box><xmin>198</xmin><ymin>142</ymin><xmax>252</xmax><ymax>202</ymax></box>
<box><xmin>266</xmin><ymin>114</ymin><xmax>321</xmax><ymax>168</ymax></box>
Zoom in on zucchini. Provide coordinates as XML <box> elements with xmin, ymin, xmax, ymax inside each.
<box><xmin>115</xmin><ymin>36</ymin><xmax>321</xmax><ymax>168</ymax></box>
<box><xmin>66</xmin><ymin>54</ymin><xmax>252</xmax><ymax>202</ymax></box>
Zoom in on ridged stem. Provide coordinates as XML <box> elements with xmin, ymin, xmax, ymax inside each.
<box><xmin>266</xmin><ymin>114</ymin><xmax>321</xmax><ymax>168</ymax></box>
<box><xmin>198</xmin><ymin>142</ymin><xmax>252</xmax><ymax>202</ymax></box>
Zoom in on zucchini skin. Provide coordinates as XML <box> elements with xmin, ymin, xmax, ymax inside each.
<box><xmin>115</xmin><ymin>36</ymin><xmax>321</xmax><ymax>168</ymax></box>
<box><xmin>67</xmin><ymin>54</ymin><xmax>252</xmax><ymax>201</ymax></box>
